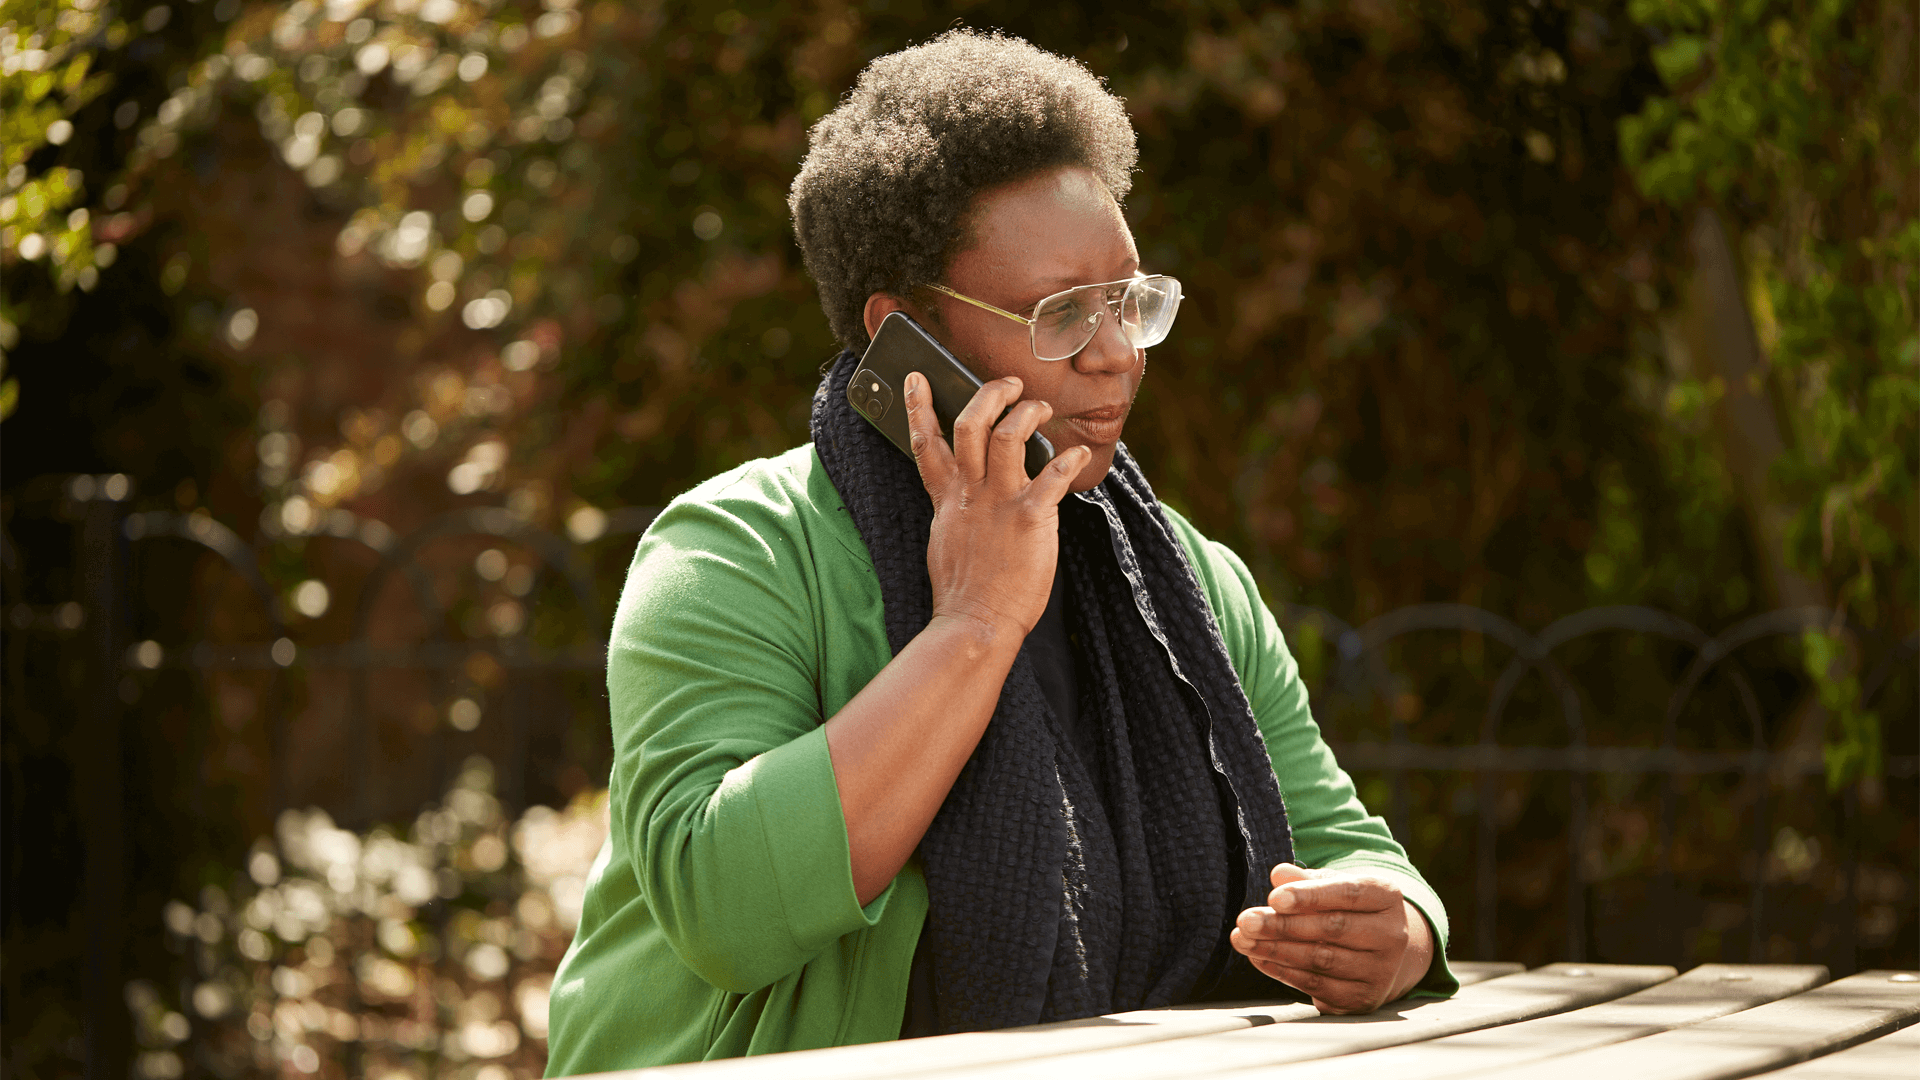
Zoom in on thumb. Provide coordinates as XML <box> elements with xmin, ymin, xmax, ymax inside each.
<box><xmin>1269</xmin><ymin>862</ymin><xmax>1315</xmax><ymax>887</ymax></box>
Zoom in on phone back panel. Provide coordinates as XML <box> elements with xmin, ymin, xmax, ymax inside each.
<box><xmin>848</xmin><ymin>312</ymin><xmax>1055</xmax><ymax>479</ymax></box>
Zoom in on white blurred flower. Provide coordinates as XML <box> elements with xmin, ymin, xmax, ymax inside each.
<box><xmin>249</xmin><ymin>848</ymin><xmax>281</xmax><ymax>886</ymax></box>
<box><xmin>358</xmin><ymin>954</ymin><xmax>416</xmax><ymax>999</ymax></box>
<box><xmin>459</xmin><ymin>1017</ymin><xmax>520</xmax><ymax>1057</ymax></box>
<box><xmin>565</xmin><ymin>505</ymin><xmax>607</xmax><ymax>543</ymax></box>
<box><xmin>402</xmin><ymin>410</ymin><xmax>439</xmax><ymax>449</ymax></box>
<box><xmin>192</xmin><ymin>982</ymin><xmax>233</xmax><ymax>1020</ymax></box>
<box><xmin>158</xmin><ymin>1011</ymin><xmax>190</xmax><ymax>1043</ymax></box>
<box><xmin>280</xmin><ymin>880</ymin><xmax>329</xmax><ymax>936</ymax></box>
<box><xmin>550</xmin><ymin>874</ymin><xmax>585</xmax><ymax>931</ymax></box>
<box><xmin>305</xmin><ymin>156</ymin><xmax>341</xmax><ymax>187</ymax></box>
<box><xmin>390</xmin><ymin>210</ymin><xmax>432</xmax><ymax>265</ymax></box>
<box><xmin>282</xmin><ymin>133</ymin><xmax>320</xmax><ymax>169</ymax></box>
<box><xmin>501</xmin><ymin>339</ymin><xmax>539</xmax><ymax>371</ymax></box>
<box><xmin>512</xmin><ymin>795</ymin><xmax>610</xmax><ymax>888</ymax></box>
<box><xmin>238</xmin><ymin>928</ymin><xmax>273</xmax><ymax>961</ymax></box>
<box><xmin>461</xmin><ymin>289</ymin><xmax>511</xmax><ymax>329</ymax></box>
<box><xmin>470</xmin><ymin>833</ymin><xmax>508</xmax><ymax>872</ymax></box>
<box><xmin>485</xmin><ymin>600</ymin><xmax>524</xmax><ymax>636</ymax></box>
<box><xmin>163</xmin><ymin>900</ymin><xmax>195</xmax><ymax>937</ymax></box>
<box><xmin>225</xmin><ymin>308</ymin><xmax>258</xmax><ymax>348</ymax></box>
<box><xmin>461</xmin><ymin>190</ymin><xmax>494</xmax><ymax>221</ymax></box>
<box><xmin>377</xmin><ymin>917</ymin><xmax>419</xmax><ymax>957</ymax></box>
<box><xmin>448</xmin><ymin>697</ymin><xmax>482</xmax><ymax>730</ymax></box>
<box><xmin>393</xmin><ymin>863</ymin><xmax>435</xmax><ymax>906</ymax></box>
<box><xmin>271</xmin><ymin>966</ymin><xmax>314</xmax><ymax>998</ymax></box>
<box><xmin>514</xmin><ymin>977</ymin><xmax>551</xmax><ymax>1038</ymax></box>
<box><xmin>291</xmin><ymin>580</ymin><xmax>330</xmax><ymax>619</ymax></box>
<box><xmin>465</xmin><ymin>942</ymin><xmax>510</xmax><ymax>982</ymax></box>
<box><xmin>355</xmin><ymin>42</ymin><xmax>390</xmax><ymax>75</ymax></box>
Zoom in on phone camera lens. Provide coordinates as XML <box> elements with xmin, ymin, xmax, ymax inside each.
<box><xmin>848</xmin><ymin>369</ymin><xmax>894</xmax><ymax>421</ymax></box>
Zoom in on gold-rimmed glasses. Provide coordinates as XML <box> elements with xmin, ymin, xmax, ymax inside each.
<box><xmin>924</xmin><ymin>274</ymin><xmax>1184</xmax><ymax>362</ymax></box>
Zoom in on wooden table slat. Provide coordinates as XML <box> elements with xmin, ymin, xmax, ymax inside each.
<box><xmin>1461</xmin><ymin>970</ymin><xmax>1920</xmax><ymax>1080</ymax></box>
<box><xmin>1761</xmin><ymin>1018</ymin><xmax>1920</xmax><ymax>1080</ymax></box>
<box><xmin>623</xmin><ymin>998</ymin><xmax>1323</xmax><ymax>1080</ymax></box>
<box><xmin>1451</xmin><ymin>961</ymin><xmax>1529</xmax><ymax>986</ymax></box>
<box><xmin>1233</xmin><ymin>964</ymin><xmax>1828</xmax><ymax>1080</ymax></box>
<box><xmin>927</xmin><ymin>962</ymin><xmax>1676</xmax><ymax>1080</ymax></box>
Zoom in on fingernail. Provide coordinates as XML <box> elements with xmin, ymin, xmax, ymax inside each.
<box><xmin>904</xmin><ymin>374</ymin><xmax>918</xmax><ymax>402</ymax></box>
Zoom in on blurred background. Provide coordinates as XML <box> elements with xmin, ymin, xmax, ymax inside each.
<box><xmin>1</xmin><ymin>0</ymin><xmax>1914</xmax><ymax>1078</ymax></box>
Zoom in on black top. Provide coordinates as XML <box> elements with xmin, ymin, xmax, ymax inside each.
<box><xmin>1025</xmin><ymin>559</ymin><xmax>1090</xmax><ymax>763</ymax></box>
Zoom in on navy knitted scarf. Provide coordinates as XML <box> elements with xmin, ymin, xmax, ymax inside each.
<box><xmin>810</xmin><ymin>350</ymin><xmax>1293</xmax><ymax>1033</ymax></box>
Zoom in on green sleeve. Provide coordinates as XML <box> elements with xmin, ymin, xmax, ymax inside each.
<box><xmin>1162</xmin><ymin>509</ymin><xmax>1459</xmax><ymax>998</ymax></box>
<box><xmin>606</xmin><ymin>473</ymin><xmax>896</xmax><ymax>994</ymax></box>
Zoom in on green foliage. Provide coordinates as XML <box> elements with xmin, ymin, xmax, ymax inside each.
<box><xmin>1</xmin><ymin>0</ymin><xmax>124</xmax><ymax>404</ymax></box>
<box><xmin>95</xmin><ymin>0</ymin><xmax>1722</xmax><ymax>633</ymax></box>
<box><xmin>3</xmin><ymin>0</ymin><xmax>239</xmax><ymax>433</ymax></box>
<box><xmin>1621</xmin><ymin>0</ymin><xmax>1917</xmax><ymax>616</ymax></box>
<box><xmin>1801</xmin><ymin>629</ymin><xmax>1883</xmax><ymax>792</ymax></box>
<box><xmin>1620</xmin><ymin>0</ymin><xmax>1917</xmax><ymax>788</ymax></box>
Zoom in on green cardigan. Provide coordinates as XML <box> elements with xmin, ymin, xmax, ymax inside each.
<box><xmin>543</xmin><ymin>445</ymin><xmax>1455</xmax><ymax>1075</ymax></box>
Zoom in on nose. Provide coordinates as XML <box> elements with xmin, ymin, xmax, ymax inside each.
<box><xmin>1072</xmin><ymin>306</ymin><xmax>1139</xmax><ymax>375</ymax></box>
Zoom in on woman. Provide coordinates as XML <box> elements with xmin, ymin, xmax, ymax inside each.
<box><xmin>544</xmin><ymin>31</ymin><xmax>1454</xmax><ymax>1073</ymax></box>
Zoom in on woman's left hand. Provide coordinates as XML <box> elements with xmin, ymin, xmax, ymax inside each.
<box><xmin>1229</xmin><ymin>863</ymin><xmax>1436</xmax><ymax>1014</ymax></box>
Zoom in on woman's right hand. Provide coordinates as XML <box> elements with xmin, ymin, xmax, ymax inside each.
<box><xmin>905</xmin><ymin>371</ymin><xmax>1091</xmax><ymax>638</ymax></box>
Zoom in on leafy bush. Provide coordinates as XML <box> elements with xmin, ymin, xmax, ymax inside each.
<box><xmin>135</xmin><ymin>759</ymin><xmax>605</xmax><ymax>1080</ymax></box>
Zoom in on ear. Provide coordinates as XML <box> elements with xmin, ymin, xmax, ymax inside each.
<box><xmin>862</xmin><ymin>292</ymin><xmax>909</xmax><ymax>340</ymax></box>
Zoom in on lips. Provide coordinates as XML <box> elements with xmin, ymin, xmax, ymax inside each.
<box><xmin>1059</xmin><ymin>404</ymin><xmax>1130</xmax><ymax>444</ymax></box>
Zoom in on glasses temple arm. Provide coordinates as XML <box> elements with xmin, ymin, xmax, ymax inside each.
<box><xmin>924</xmin><ymin>284</ymin><xmax>1033</xmax><ymax>327</ymax></box>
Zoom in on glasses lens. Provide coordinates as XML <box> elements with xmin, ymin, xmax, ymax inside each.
<box><xmin>1031</xmin><ymin>287</ymin><xmax>1106</xmax><ymax>361</ymax></box>
<box><xmin>1121</xmin><ymin>275</ymin><xmax>1181</xmax><ymax>349</ymax></box>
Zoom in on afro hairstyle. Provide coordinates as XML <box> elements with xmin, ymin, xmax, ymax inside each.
<box><xmin>788</xmin><ymin>30</ymin><xmax>1138</xmax><ymax>351</ymax></box>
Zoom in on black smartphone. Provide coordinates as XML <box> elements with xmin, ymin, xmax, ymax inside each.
<box><xmin>848</xmin><ymin>312</ymin><xmax>1057</xmax><ymax>479</ymax></box>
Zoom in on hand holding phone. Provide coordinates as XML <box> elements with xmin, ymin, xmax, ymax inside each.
<box><xmin>903</xmin><ymin>368</ymin><xmax>1088</xmax><ymax>637</ymax></box>
<box><xmin>848</xmin><ymin>311</ymin><xmax>1088</xmax><ymax>637</ymax></box>
<box><xmin>848</xmin><ymin>312</ymin><xmax>1056</xmax><ymax>479</ymax></box>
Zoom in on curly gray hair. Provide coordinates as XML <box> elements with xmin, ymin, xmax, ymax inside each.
<box><xmin>789</xmin><ymin>30</ymin><xmax>1138</xmax><ymax>351</ymax></box>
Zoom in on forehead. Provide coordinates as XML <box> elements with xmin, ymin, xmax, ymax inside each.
<box><xmin>949</xmin><ymin>166</ymin><xmax>1138</xmax><ymax>296</ymax></box>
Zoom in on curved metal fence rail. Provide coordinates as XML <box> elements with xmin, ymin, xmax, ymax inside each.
<box><xmin>1280</xmin><ymin>600</ymin><xmax>1917</xmax><ymax>964</ymax></box>
<box><xmin>3</xmin><ymin>477</ymin><xmax>1914</xmax><ymax>1021</ymax></box>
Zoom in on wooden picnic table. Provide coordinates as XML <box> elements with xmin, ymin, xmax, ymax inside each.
<box><xmin>604</xmin><ymin>963</ymin><xmax>1920</xmax><ymax>1080</ymax></box>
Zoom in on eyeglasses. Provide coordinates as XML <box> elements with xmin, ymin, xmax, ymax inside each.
<box><xmin>924</xmin><ymin>274</ymin><xmax>1184</xmax><ymax>362</ymax></box>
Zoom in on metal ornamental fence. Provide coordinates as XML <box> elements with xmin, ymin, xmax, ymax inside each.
<box><xmin>3</xmin><ymin>475</ymin><xmax>1914</xmax><ymax>1075</ymax></box>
